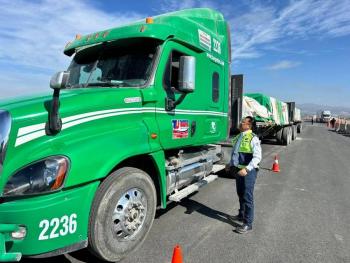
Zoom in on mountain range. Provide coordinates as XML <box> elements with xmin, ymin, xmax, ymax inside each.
<box><xmin>298</xmin><ymin>103</ymin><xmax>350</xmax><ymax>118</ymax></box>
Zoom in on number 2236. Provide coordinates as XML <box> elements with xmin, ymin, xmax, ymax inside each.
<box><xmin>39</xmin><ymin>214</ymin><xmax>77</xmax><ymax>240</ymax></box>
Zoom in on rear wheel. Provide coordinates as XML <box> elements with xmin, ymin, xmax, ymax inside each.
<box><xmin>88</xmin><ymin>167</ymin><xmax>157</xmax><ymax>262</ymax></box>
<box><xmin>292</xmin><ymin>125</ymin><xmax>297</xmax><ymax>140</ymax></box>
<box><xmin>282</xmin><ymin>127</ymin><xmax>291</xmax><ymax>145</ymax></box>
<box><xmin>297</xmin><ymin>123</ymin><xmax>302</xmax><ymax>133</ymax></box>
<box><xmin>276</xmin><ymin>128</ymin><xmax>283</xmax><ymax>144</ymax></box>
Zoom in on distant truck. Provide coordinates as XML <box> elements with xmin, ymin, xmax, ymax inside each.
<box><xmin>316</xmin><ymin>110</ymin><xmax>331</xmax><ymax>123</ymax></box>
<box><xmin>0</xmin><ymin>8</ymin><xmax>300</xmax><ymax>262</ymax></box>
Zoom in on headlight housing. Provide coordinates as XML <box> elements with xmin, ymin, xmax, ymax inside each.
<box><xmin>0</xmin><ymin>110</ymin><xmax>11</xmax><ymax>175</ymax></box>
<box><xmin>3</xmin><ymin>156</ymin><xmax>69</xmax><ymax>197</ymax></box>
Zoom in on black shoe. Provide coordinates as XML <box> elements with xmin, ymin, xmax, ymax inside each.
<box><xmin>235</xmin><ymin>224</ymin><xmax>252</xmax><ymax>234</ymax></box>
<box><xmin>228</xmin><ymin>214</ymin><xmax>243</xmax><ymax>222</ymax></box>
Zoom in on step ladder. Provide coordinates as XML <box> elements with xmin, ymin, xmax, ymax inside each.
<box><xmin>169</xmin><ymin>164</ymin><xmax>225</xmax><ymax>202</ymax></box>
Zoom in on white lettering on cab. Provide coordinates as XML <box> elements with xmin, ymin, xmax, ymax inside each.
<box><xmin>38</xmin><ymin>214</ymin><xmax>77</xmax><ymax>240</ymax></box>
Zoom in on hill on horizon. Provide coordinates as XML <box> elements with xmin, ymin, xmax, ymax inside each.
<box><xmin>298</xmin><ymin>103</ymin><xmax>350</xmax><ymax>118</ymax></box>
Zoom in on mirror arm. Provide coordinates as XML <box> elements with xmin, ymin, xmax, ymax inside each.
<box><xmin>174</xmin><ymin>93</ymin><xmax>186</xmax><ymax>106</ymax></box>
<box><xmin>165</xmin><ymin>92</ymin><xmax>187</xmax><ymax>111</ymax></box>
<box><xmin>46</xmin><ymin>89</ymin><xmax>62</xmax><ymax>135</ymax></box>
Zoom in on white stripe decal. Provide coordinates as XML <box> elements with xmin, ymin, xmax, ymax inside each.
<box><xmin>17</xmin><ymin>108</ymin><xmax>154</xmax><ymax>137</ymax></box>
<box><xmin>62</xmin><ymin>107</ymin><xmax>152</xmax><ymax>123</ymax></box>
<box><xmin>15</xmin><ymin>130</ymin><xmax>46</xmax><ymax>147</ymax></box>
<box><xmin>62</xmin><ymin>110</ymin><xmax>155</xmax><ymax>130</ymax></box>
<box><xmin>17</xmin><ymin>123</ymin><xmax>46</xmax><ymax>137</ymax></box>
<box><xmin>155</xmin><ymin>108</ymin><xmax>227</xmax><ymax>116</ymax></box>
<box><xmin>15</xmin><ymin>108</ymin><xmax>228</xmax><ymax>147</ymax></box>
<box><xmin>157</xmin><ymin>110</ymin><xmax>226</xmax><ymax>116</ymax></box>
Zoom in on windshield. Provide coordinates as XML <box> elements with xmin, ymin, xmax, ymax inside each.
<box><xmin>0</xmin><ymin>110</ymin><xmax>11</xmax><ymax>175</ymax></box>
<box><xmin>66</xmin><ymin>39</ymin><xmax>160</xmax><ymax>89</ymax></box>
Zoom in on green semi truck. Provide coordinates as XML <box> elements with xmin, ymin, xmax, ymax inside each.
<box><xmin>0</xmin><ymin>8</ymin><xmax>231</xmax><ymax>262</ymax></box>
<box><xmin>0</xmin><ymin>8</ymin><xmax>301</xmax><ymax>262</ymax></box>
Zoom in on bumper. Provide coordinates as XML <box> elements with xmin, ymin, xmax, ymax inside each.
<box><xmin>0</xmin><ymin>224</ymin><xmax>21</xmax><ymax>262</ymax></box>
<box><xmin>0</xmin><ymin>181</ymin><xmax>99</xmax><ymax>262</ymax></box>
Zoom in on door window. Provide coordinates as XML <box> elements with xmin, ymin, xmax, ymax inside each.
<box><xmin>212</xmin><ymin>72</ymin><xmax>219</xmax><ymax>102</ymax></box>
<box><xmin>163</xmin><ymin>50</ymin><xmax>187</xmax><ymax>91</ymax></box>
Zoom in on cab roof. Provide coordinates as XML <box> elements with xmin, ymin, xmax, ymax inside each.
<box><xmin>64</xmin><ymin>8</ymin><xmax>229</xmax><ymax>61</ymax></box>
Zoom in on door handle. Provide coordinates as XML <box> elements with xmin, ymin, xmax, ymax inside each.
<box><xmin>191</xmin><ymin>121</ymin><xmax>196</xmax><ymax>136</ymax></box>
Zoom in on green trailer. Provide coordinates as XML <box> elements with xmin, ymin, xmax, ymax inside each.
<box><xmin>241</xmin><ymin>93</ymin><xmax>302</xmax><ymax>145</ymax></box>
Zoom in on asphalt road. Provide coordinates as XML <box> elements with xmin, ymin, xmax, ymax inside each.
<box><xmin>24</xmin><ymin>123</ymin><xmax>350</xmax><ymax>263</ymax></box>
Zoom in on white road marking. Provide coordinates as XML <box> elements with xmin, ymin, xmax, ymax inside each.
<box><xmin>334</xmin><ymin>234</ymin><xmax>344</xmax><ymax>242</ymax></box>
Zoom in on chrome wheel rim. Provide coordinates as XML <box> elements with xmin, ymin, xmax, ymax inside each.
<box><xmin>112</xmin><ymin>188</ymin><xmax>147</xmax><ymax>240</ymax></box>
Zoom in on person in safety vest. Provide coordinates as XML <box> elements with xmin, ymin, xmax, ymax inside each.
<box><xmin>229</xmin><ymin>116</ymin><xmax>262</xmax><ymax>234</ymax></box>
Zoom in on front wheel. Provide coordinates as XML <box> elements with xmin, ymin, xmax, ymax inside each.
<box><xmin>88</xmin><ymin>167</ymin><xmax>157</xmax><ymax>262</ymax></box>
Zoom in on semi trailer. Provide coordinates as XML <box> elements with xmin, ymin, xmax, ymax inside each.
<box><xmin>0</xmin><ymin>8</ymin><xmax>299</xmax><ymax>262</ymax></box>
<box><xmin>228</xmin><ymin>76</ymin><xmax>302</xmax><ymax>146</ymax></box>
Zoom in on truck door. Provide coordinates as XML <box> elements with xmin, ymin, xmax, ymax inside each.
<box><xmin>154</xmin><ymin>41</ymin><xmax>225</xmax><ymax>150</ymax></box>
<box><xmin>202</xmin><ymin>60</ymin><xmax>226</xmax><ymax>142</ymax></box>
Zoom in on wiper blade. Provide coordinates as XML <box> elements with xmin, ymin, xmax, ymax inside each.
<box><xmin>66</xmin><ymin>83</ymin><xmax>83</xmax><ymax>89</ymax></box>
<box><xmin>85</xmin><ymin>82</ymin><xmax>125</xmax><ymax>87</ymax></box>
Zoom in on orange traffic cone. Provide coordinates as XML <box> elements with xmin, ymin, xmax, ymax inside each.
<box><xmin>171</xmin><ymin>244</ymin><xmax>183</xmax><ymax>263</ymax></box>
<box><xmin>272</xmin><ymin>155</ymin><xmax>280</xmax><ymax>173</ymax></box>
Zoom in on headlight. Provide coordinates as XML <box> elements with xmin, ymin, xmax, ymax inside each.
<box><xmin>3</xmin><ymin>156</ymin><xmax>69</xmax><ymax>197</ymax></box>
<box><xmin>0</xmin><ymin>110</ymin><xmax>11</xmax><ymax>174</ymax></box>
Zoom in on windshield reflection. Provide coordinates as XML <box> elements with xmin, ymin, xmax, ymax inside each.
<box><xmin>66</xmin><ymin>38</ymin><xmax>160</xmax><ymax>89</ymax></box>
<box><xmin>0</xmin><ymin>110</ymin><xmax>11</xmax><ymax>174</ymax></box>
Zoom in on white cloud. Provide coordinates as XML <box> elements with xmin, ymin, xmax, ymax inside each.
<box><xmin>157</xmin><ymin>0</ymin><xmax>197</xmax><ymax>13</ymax></box>
<box><xmin>1</xmin><ymin>0</ymin><xmax>350</xmax><ymax>99</ymax></box>
<box><xmin>229</xmin><ymin>0</ymin><xmax>350</xmax><ymax>60</ymax></box>
<box><xmin>266</xmin><ymin>60</ymin><xmax>301</xmax><ymax>70</ymax></box>
<box><xmin>156</xmin><ymin>0</ymin><xmax>350</xmax><ymax>61</ymax></box>
<box><xmin>0</xmin><ymin>0</ymin><xmax>144</xmax><ymax>71</ymax></box>
<box><xmin>0</xmin><ymin>0</ymin><xmax>146</xmax><ymax>98</ymax></box>
<box><xmin>0</xmin><ymin>70</ymin><xmax>50</xmax><ymax>99</ymax></box>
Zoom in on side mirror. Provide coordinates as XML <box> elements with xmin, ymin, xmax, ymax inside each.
<box><xmin>178</xmin><ymin>56</ymin><xmax>195</xmax><ymax>93</ymax></box>
<box><xmin>50</xmin><ymin>71</ymin><xmax>70</xmax><ymax>90</ymax></box>
<box><xmin>46</xmin><ymin>71</ymin><xmax>69</xmax><ymax>135</ymax></box>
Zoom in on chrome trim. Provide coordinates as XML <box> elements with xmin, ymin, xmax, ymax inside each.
<box><xmin>0</xmin><ymin>110</ymin><xmax>11</xmax><ymax>175</ymax></box>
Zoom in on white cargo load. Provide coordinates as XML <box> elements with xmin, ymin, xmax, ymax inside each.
<box><xmin>242</xmin><ymin>96</ymin><xmax>271</xmax><ymax>119</ymax></box>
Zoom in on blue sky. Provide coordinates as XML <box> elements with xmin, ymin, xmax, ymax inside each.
<box><xmin>0</xmin><ymin>0</ymin><xmax>349</xmax><ymax>107</ymax></box>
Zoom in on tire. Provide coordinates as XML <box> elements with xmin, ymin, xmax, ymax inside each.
<box><xmin>297</xmin><ymin>123</ymin><xmax>302</xmax><ymax>133</ymax></box>
<box><xmin>282</xmin><ymin>127</ymin><xmax>290</xmax><ymax>145</ymax></box>
<box><xmin>88</xmin><ymin>167</ymin><xmax>157</xmax><ymax>262</ymax></box>
<box><xmin>292</xmin><ymin>125</ymin><xmax>297</xmax><ymax>140</ymax></box>
<box><xmin>276</xmin><ymin>128</ymin><xmax>283</xmax><ymax>144</ymax></box>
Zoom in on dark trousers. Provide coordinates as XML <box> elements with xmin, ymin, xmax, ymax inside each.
<box><xmin>235</xmin><ymin>168</ymin><xmax>258</xmax><ymax>227</ymax></box>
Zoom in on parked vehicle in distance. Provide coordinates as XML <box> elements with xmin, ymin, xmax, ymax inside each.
<box><xmin>316</xmin><ymin>110</ymin><xmax>331</xmax><ymax>123</ymax></box>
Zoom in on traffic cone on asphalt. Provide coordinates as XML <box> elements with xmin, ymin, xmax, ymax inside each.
<box><xmin>272</xmin><ymin>155</ymin><xmax>280</xmax><ymax>173</ymax></box>
<box><xmin>171</xmin><ymin>244</ymin><xmax>183</xmax><ymax>263</ymax></box>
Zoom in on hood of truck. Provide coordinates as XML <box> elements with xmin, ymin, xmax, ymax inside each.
<box><xmin>0</xmin><ymin>87</ymin><xmax>149</xmax><ymax>194</ymax></box>
<box><xmin>1</xmin><ymin>87</ymin><xmax>147</xmax><ymax>119</ymax></box>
